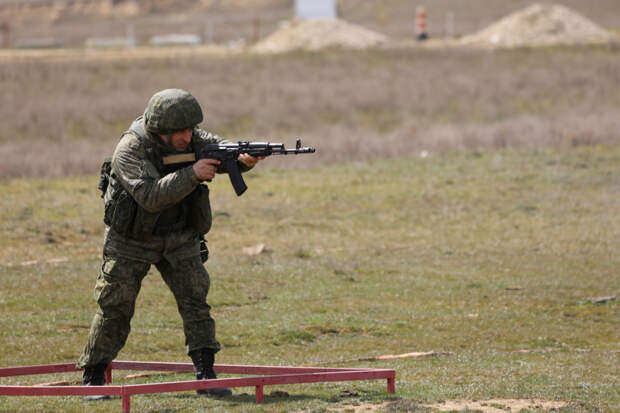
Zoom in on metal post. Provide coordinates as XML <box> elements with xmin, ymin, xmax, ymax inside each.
<box><xmin>416</xmin><ymin>6</ymin><xmax>428</xmax><ymax>40</ymax></box>
<box><xmin>105</xmin><ymin>365</ymin><xmax>112</xmax><ymax>384</ymax></box>
<box><xmin>122</xmin><ymin>388</ymin><xmax>131</xmax><ymax>413</ymax></box>
<box><xmin>255</xmin><ymin>384</ymin><xmax>264</xmax><ymax>403</ymax></box>
<box><xmin>387</xmin><ymin>377</ymin><xmax>395</xmax><ymax>393</ymax></box>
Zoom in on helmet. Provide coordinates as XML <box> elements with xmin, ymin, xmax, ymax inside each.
<box><xmin>144</xmin><ymin>89</ymin><xmax>203</xmax><ymax>134</ymax></box>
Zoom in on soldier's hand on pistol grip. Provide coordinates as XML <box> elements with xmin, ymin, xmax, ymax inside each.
<box><xmin>193</xmin><ymin>159</ymin><xmax>221</xmax><ymax>181</ymax></box>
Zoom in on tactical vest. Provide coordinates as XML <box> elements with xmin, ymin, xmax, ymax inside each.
<box><xmin>99</xmin><ymin>117</ymin><xmax>212</xmax><ymax>237</ymax></box>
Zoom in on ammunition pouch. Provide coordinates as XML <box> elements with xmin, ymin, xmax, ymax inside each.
<box><xmin>100</xmin><ymin>157</ymin><xmax>138</xmax><ymax>236</ymax></box>
<box><xmin>103</xmin><ymin>185</ymin><xmax>138</xmax><ymax>236</ymax></box>
<box><xmin>187</xmin><ymin>184</ymin><xmax>212</xmax><ymax>235</ymax></box>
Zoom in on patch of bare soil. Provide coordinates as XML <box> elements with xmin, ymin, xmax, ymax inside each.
<box><xmin>326</xmin><ymin>399</ymin><xmax>569</xmax><ymax>413</ymax></box>
<box><xmin>460</xmin><ymin>3</ymin><xmax>615</xmax><ymax>48</ymax></box>
<box><xmin>321</xmin><ymin>401</ymin><xmax>395</xmax><ymax>413</ymax></box>
<box><xmin>424</xmin><ymin>399</ymin><xmax>569</xmax><ymax>412</ymax></box>
<box><xmin>251</xmin><ymin>18</ymin><xmax>388</xmax><ymax>53</ymax></box>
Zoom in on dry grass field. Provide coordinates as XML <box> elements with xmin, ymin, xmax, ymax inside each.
<box><xmin>1</xmin><ymin>44</ymin><xmax>619</xmax><ymax>178</ymax></box>
<box><xmin>0</xmin><ymin>146</ymin><xmax>618</xmax><ymax>412</ymax></box>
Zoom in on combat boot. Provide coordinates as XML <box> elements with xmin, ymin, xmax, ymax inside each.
<box><xmin>189</xmin><ymin>349</ymin><xmax>232</xmax><ymax>397</ymax></box>
<box><xmin>82</xmin><ymin>362</ymin><xmax>111</xmax><ymax>401</ymax></box>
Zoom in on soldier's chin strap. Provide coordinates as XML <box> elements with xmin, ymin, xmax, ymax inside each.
<box><xmin>157</xmin><ymin>132</ymin><xmax>176</xmax><ymax>153</ymax></box>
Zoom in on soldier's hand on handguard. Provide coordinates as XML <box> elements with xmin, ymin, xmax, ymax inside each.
<box><xmin>193</xmin><ymin>159</ymin><xmax>221</xmax><ymax>181</ymax></box>
<box><xmin>238</xmin><ymin>154</ymin><xmax>265</xmax><ymax>168</ymax></box>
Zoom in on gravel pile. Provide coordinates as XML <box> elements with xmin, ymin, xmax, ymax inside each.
<box><xmin>460</xmin><ymin>3</ymin><xmax>614</xmax><ymax>48</ymax></box>
<box><xmin>252</xmin><ymin>19</ymin><xmax>388</xmax><ymax>53</ymax></box>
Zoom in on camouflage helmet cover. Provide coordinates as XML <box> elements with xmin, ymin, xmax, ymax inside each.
<box><xmin>144</xmin><ymin>88</ymin><xmax>203</xmax><ymax>134</ymax></box>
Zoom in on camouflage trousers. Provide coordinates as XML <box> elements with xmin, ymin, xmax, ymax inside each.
<box><xmin>76</xmin><ymin>253</ymin><xmax>220</xmax><ymax>368</ymax></box>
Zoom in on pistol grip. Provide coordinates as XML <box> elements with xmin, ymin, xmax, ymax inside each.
<box><xmin>226</xmin><ymin>159</ymin><xmax>247</xmax><ymax>196</ymax></box>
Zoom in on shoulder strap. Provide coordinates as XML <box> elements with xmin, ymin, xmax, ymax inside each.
<box><xmin>125</xmin><ymin>116</ymin><xmax>164</xmax><ymax>171</ymax></box>
<box><xmin>128</xmin><ymin>116</ymin><xmax>148</xmax><ymax>140</ymax></box>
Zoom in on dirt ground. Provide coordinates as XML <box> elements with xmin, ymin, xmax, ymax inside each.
<box><xmin>327</xmin><ymin>399</ymin><xmax>569</xmax><ymax>413</ymax></box>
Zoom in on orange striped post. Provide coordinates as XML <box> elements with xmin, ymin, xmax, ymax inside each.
<box><xmin>416</xmin><ymin>6</ymin><xmax>428</xmax><ymax>40</ymax></box>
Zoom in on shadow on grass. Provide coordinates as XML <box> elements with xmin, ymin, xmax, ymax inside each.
<box><xmin>166</xmin><ymin>391</ymin><xmax>316</xmax><ymax>404</ymax></box>
<box><xmin>159</xmin><ymin>388</ymin><xmax>400</xmax><ymax>406</ymax></box>
<box><xmin>142</xmin><ymin>409</ymin><xmax>184</xmax><ymax>413</ymax></box>
<box><xmin>385</xmin><ymin>398</ymin><xmax>432</xmax><ymax>412</ymax></box>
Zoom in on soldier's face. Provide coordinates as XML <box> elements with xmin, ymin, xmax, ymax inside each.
<box><xmin>163</xmin><ymin>128</ymin><xmax>193</xmax><ymax>151</ymax></box>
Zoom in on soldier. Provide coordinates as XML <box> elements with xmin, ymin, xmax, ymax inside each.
<box><xmin>77</xmin><ymin>88</ymin><xmax>262</xmax><ymax>399</ymax></box>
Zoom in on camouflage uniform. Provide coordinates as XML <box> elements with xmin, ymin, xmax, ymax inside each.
<box><xmin>77</xmin><ymin>90</ymin><xmax>245</xmax><ymax>369</ymax></box>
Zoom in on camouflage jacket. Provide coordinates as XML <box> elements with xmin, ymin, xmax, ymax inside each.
<box><xmin>103</xmin><ymin>116</ymin><xmax>242</xmax><ymax>265</ymax></box>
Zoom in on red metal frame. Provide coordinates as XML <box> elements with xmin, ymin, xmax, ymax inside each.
<box><xmin>0</xmin><ymin>361</ymin><xmax>395</xmax><ymax>413</ymax></box>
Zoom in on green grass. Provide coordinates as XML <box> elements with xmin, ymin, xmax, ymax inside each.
<box><xmin>0</xmin><ymin>146</ymin><xmax>618</xmax><ymax>412</ymax></box>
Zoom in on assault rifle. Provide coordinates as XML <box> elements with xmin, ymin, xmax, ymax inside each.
<box><xmin>162</xmin><ymin>139</ymin><xmax>316</xmax><ymax>196</ymax></box>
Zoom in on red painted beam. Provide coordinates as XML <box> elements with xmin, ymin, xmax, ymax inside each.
<box><xmin>0</xmin><ymin>363</ymin><xmax>79</xmax><ymax>377</ymax></box>
<box><xmin>0</xmin><ymin>385</ymin><xmax>122</xmax><ymax>397</ymax></box>
<box><xmin>0</xmin><ymin>361</ymin><xmax>395</xmax><ymax>413</ymax></box>
<box><xmin>213</xmin><ymin>364</ymin><xmax>371</xmax><ymax>375</ymax></box>
<box><xmin>110</xmin><ymin>361</ymin><xmax>194</xmax><ymax>373</ymax></box>
<box><xmin>122</xmin><ymin>388</ymin><xmax>131</xmax><ymax>413</ymax></box>
<box><xmin>120</xmin><ymin>370</ymin><xmax>395</xmax><ymax>396</ymax></box>
<box><xmin>110</xmin><ymin>361</ymin><xmax>370</xmax><ymax>375</ymax></box>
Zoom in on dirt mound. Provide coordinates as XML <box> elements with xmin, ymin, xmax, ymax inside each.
<box><xmin>460</xmin><ymin>3</ymin><xmax>614</xmax><ymax>48</ymax></box>
<box><xmin>252</xmin><ymin>19</ymin><xmax>388</xmax><ymax>53</ymax></box>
